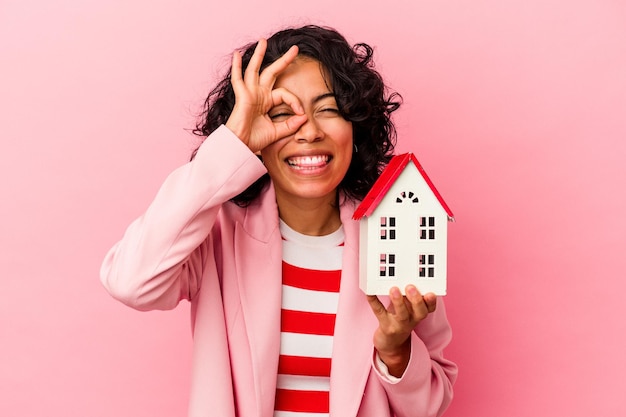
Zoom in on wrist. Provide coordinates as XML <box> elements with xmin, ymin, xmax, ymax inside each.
<box><xmin>376</xmin><ymin>339</ymin><xmax>411</xmax><ymax>378</ymax></box>
<box><xmin>225</xmin><ymin>111</ymin><xmax>251</xmax><ymax>148</ymax></box>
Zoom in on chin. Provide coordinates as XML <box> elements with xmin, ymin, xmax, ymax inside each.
<box><xmin>284</xmin><ymin>183</ymin><xmax>339</xmax><ymax>201</ymax></box>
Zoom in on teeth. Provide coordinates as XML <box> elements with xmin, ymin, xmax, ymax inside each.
<box><xmin>287</xmin><ymin>155</ymin><xmax>330</xmax><ymax>167</ymax></box>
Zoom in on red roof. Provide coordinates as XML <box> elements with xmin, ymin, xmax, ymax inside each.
<box><xmin>352</xmin><ymin>152</ymin><xmax>454</xmax><ymax>220</ymax></box>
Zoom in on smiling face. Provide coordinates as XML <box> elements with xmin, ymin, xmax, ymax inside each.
<box><xmin>261</xmin><ymin>58</ymin><xmax>353</xmax><ymax>210</ymax></box>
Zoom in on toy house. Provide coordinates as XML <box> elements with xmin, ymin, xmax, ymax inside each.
<box><xmin>353</xmin><ymin>153</ymin><xmax>454</xmax><ymax>296</ymax></box>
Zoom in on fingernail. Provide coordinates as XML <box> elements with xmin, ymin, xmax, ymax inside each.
<box><xmin>390</xmin><ymin>287</ymin><xmax>401</xmax><ymax>299</ymax></box>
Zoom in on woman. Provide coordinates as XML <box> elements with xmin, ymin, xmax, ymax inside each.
<box><xmin>101</xmin><ymin>25</ymin><xmax>457</xmax><ymax>417</ymax></box>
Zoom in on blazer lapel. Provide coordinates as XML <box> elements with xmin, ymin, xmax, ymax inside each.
<box><xmin>234</xmin><ymin>185</ymin><xmax>283</xmax><ymax>417</ymax></box>
<box><xmin>233</xmin><ymin>192</ymin><xmax>377</xmax><ymax>417</ymax></box>
<box><xmin>330</xmin><ymin>199</ymin><xmax>380</xmax><ymax>417</ymax></box>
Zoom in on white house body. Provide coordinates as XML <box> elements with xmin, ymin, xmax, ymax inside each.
<box><xmin>354</xmin><ymin>153</ymin><xmax>453</xmax><ymax>296</ymax></box>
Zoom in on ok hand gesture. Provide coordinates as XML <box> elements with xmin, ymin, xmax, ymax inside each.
<box><xmin>225</xmin><ymin>39</ymin><xmax>308</xmax><ymax>153</ymax></box>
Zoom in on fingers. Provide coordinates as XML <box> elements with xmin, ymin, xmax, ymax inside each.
<box><xmin>377</xmin><ymin>285</ymin><xmax>436</xmax><ymax>324</ymax></box>
<box><xmin>367</xmin><ymin>285</ymin><xmax>436</xmax><ymax>325</ymax></box>
<box><xmin>273</xmin><ymin>115</ymin><xmax>307</xmax><ymax>140</ymax></box>
<box><xmin>422</xmin><ymin>292</ymin><xmax>437</xmax><ymax>313</ymax></box>
<box><xmin>389</xmin><ymin>286</ymin><xmax>410</xmax><ymax>320</ymax></box>
<box><xmin>367</xmin><ymin>286</ymin><xmax>436</xmax><ymax>358</ymax></box>
<box><xmin>270</xmin><ymin>87</ymin><xmax>304</xmax><ymax>115</ymax></box>
<box><xmin>259</xmin><ymin>44</ymin><xmax>299</xmax><ymax>86</ymax></box>
<box><xmin>404</xmin><ymin>285</ymin><xmax>437</xmax><ymax>317</ymax></box>
<box><xmin>243</xmin><ymin>38</ymin><xmax>267</xmax><ymax>84</ymax></box>
<box><xmin>229</xmin><ymin>40</ymin><xmax>301</xmax><ymax>120</ymax></box>
<box><xmin>227</xmin><ymin>40</ymin><xmax>301</xmax><ymax>147</ymax></box>
<box><xmin>267</xmin><ymin>87</ymin><xmax>306</xmax><ymax>139</ymax></box>
<box><xmin>230</xmin><ymin>50</ymin><xmax>244</xmax><ymax>89</ymax></box>
<box><xmin>366</xmin><ymin>295</ymin><xmax>387</xmax><ymax>320</ymax></box>
<box><xmin>238</xmin><ymin>39</ymin><xmax>298</xmax><ymax>90</ymax></box>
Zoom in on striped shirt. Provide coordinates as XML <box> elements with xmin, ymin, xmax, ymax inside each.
<box><xmin>274</xmin><ymin>220</ymin><xmax>344</xmax><ymax>417</ymax></box>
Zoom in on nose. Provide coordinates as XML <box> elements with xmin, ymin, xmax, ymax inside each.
<box><xmin>295</xmin><ymin>116</ymin><xmax>323</xmax><ymax>143</ymax></box>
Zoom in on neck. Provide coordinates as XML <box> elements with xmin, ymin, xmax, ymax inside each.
<box><xmin>276</xmin><ymin>192</ymin><xmax>342</xmax><ymax>236</ymax></box>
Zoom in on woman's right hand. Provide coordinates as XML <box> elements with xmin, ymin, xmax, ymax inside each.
<box><xmin>225</xmin><ymin>39</ymin><xmax>308</xmax><ymax>153</ymax></box>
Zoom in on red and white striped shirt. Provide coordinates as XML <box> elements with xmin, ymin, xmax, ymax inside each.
<box><xmin>274</xmin><ymin>220</ymin><xmax>344</xmax><ymax>417</ymax></box>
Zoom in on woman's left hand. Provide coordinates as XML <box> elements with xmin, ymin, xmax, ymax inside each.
<box><xmin>367</xmin><ymin>285</ymin><xmax>437</xmax><ymax>378</ymax></box>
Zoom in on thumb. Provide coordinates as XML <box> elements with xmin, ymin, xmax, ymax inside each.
<box><xmin>274</xmin><ymin>114</ymin><xmax>307</xmax><ymax>139</ymax></box>
<box><xmin>366</xmin><ymin>295</ymin><xmax>388</xmax><ymax>320</ymax></box>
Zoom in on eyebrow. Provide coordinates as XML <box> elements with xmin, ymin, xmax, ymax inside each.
<box><xmin>312</xmin><ymin>92</ymin><xmax>336</xmax><ymax>104</ymax></box>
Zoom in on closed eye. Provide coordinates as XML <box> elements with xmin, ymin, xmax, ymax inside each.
<box><xmin>317</xmin><ymin>107</ymin><xmax>340</xmax><ymax>117</ymax></box>
<box><xmin>269</xmin><ymin>111</ymin><xmax>294</xmax><ymax>121</ymax></box>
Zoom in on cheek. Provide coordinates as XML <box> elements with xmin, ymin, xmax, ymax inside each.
<box><xmin>337</xmin><ymin>126</ymin><xmax>354</xmax><ymax>156</ymax></box>
<box><xmin>335</xmin><ymin>141</ymin><xmax>354</xmax><ymax>177</ymax></box>
<box><xmin>260</xmin><ymin>141</ymin><xmax>283</xmax><ymax>165</ymax></box>
<box><xmin>322</xmin><ymin>120</ymin><xmax>353</xmax><ymax>144</ymax></box>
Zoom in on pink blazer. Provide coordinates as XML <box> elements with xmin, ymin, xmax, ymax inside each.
<box><xmin>101</xmin><ymin>126</ymin><xmax>457</xmax><ymax>417</ymax></box>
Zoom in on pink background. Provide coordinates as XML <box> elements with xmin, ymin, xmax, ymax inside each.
<box><xmin>1</xmin><ymin>1</ymin><xmax>625</xmax><ymax>416</ymax></box>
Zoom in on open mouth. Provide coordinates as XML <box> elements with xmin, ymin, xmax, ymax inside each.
<box><xmin>286</xmin><ymin>155</ymin><xmax>331</xmax><ymax>170</ymax></box>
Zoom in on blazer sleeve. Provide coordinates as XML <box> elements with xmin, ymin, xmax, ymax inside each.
<box><xmin>100</xmin><ymin>125</ymin><xmax>267</xmax><ymax>311</ymax></box>
<box><xmin>372</xmin><ymin>297</ymin><xmax>458</xmax><ymax>417</ymax></box>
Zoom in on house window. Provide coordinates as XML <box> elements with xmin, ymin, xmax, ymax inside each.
<box><xmin>379</xmin><ymin>253</ymin><xmax>396</xmax><ymax>277</ymax></box>
<box><xmin>418</xmin><ymin>254</ymin><xmax>435</xmax><ymax>278</ymax></box>
<box><xmin>380</xmin><ymin>216</ymin><xmax>396</xmax><ymax>240</ymax></box>
<box><xmin>396</xmin><ymin>191</ymin><xmax>419</xmax><ymax>204</ymax></box>
<box><xmin>419</xmin><ymin>216</ymin><xmax>435</xmax><ymax>240</ymax></box>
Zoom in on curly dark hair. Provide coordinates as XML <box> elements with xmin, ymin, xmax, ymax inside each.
<box><xmin>193</xmin><ymin>25</ymin><xmax>402</xmax><ymax>206</ymax></box>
